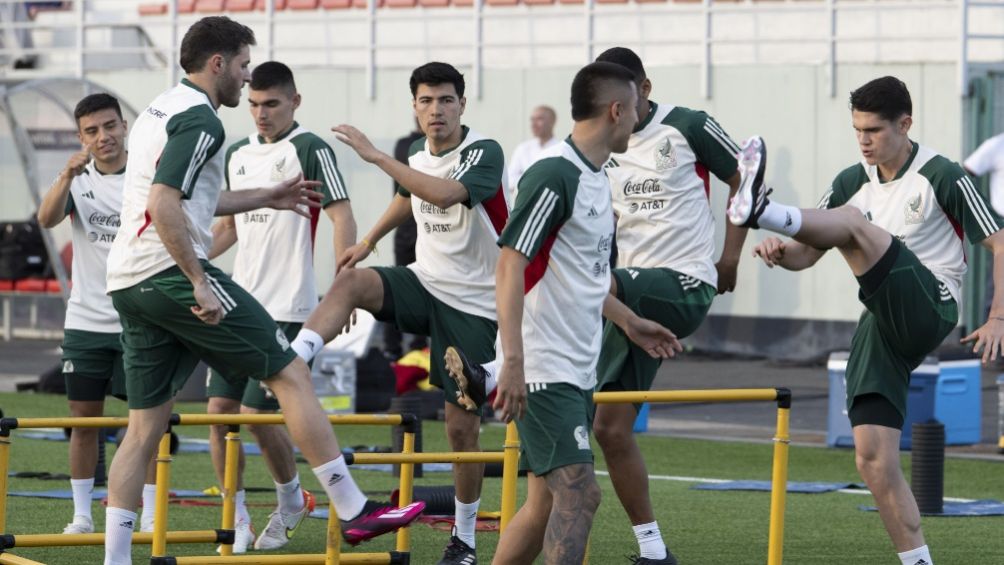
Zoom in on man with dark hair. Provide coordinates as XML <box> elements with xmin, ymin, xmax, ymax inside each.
<box><xmin>202</xmin><ymin>60</ymin><xmax>357</xmax><ymax>553</ymax></box>
<box><xmin>490</xmin><ymin>61</ymin><xmax>681</xmax><ymax>565</ymax></box>
<box><xmin>732</xmin><ymin>75</ymin><xmax>1004</xmax><ymax>565</ymax></box>
<box><xmin>589</xmin><ymin>46</ymin><xmax>752</xmax><ymax>564</ymax></box>
<box><xmin>289</xmin><ymin>61</ymin><xmax>507</xmax><ymax>565</ymax></box>
<box><xmin>37</xmin><ymin>93</ymin><xmax>159</xmax><ymax>537</ymax></box>
<box><xmin>102</xmin><ymin>17</ymin><xmax>421</xmax><ymax>565</ymax></box>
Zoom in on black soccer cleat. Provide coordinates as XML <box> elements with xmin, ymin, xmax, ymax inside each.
<box><xmin>727</xmin><ymin>135</ymin><xmax>769</xmax><ymax>228</ymax></box>
<box><xmin>629</xmin><ymin>550</ymin><xmax>679</xmax><ymax>564</ymax></box>
<box><xmin>444</xmin><ymin>345</ymin><xmax>489</xmax><ymax>411</ymax></box>
<box><xmin>437</xmin><ymin>533</ymin><xmax>477</xmax><ymax>565</ymax></box>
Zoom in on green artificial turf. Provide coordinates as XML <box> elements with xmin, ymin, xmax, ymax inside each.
<box><xmin>0</xmin><ymin>392</ymin><xmax>1002</xmax><ymax>564</ymax></box>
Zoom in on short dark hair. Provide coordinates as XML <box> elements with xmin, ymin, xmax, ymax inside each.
<box><xmin>409</xmin><ymin>62</ymin><xmax>465</xmax><ymax>99</ymax></box>
<box><xmin>73</xmin><ymin>93</ymin><xmax>122</xmax><ymax>126</ymax></box>
<box><xmin>179</xmin><ymin>16</ymin><xmax>256</xmax><ymax>74</ymax></box>
<box><xmin>570</xmin><ymin>61</ymin><xmax>637</xmax><ymax>121</ymax></box>
<box><xmin>250</xmin><ymin>61</ymin><xmax>296</xmax><ymax>93</ymax></box>
<box><xmin>595</xmin><ymin>46</ymin><xmax>646</xmax><ymax>84</ymax></box>
<box><xmin>849</xmin><ymin>76</ymin><xmax>912</xmax><ymax>122</ymax></box>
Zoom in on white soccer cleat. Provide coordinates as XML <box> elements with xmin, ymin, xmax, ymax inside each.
<box><xmin>217</xmin><ymin>519</ymin><xmax>255</xmax><ymax>554</ymax></box>
<box><xmin>727</xmin><ymin>136</ymin><xmax>769</xmax><ymax>228</ymax></box>
<box><xmin>253</xmin><ymin>490</ymin><xmax>316</xmax><ymax>550</ymax></box>
<box><xmin>62</xmin><ymin>515</ymin><xmax>94</xmax><ymax>534</ymax></box>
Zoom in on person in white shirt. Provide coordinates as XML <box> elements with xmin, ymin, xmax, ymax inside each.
<box><xmin>963</xmin><ymin>132</ymin><xmax>1004</xmax><ymax>318</ymax></box>
<box><xmin>507</xmin><ymin>105</ymin><xmax>559</xmax><ymax>189</ymax></box>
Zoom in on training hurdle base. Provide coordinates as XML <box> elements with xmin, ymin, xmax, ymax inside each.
<box><xmin>593</xmin><ymin>388</ymin><xmax>791</xmax><ymax>565</ymax></box>
<box><xmin>0</xmin><ymin>414</ymin><xmax>520</xmax><ymax>564</ymax></box>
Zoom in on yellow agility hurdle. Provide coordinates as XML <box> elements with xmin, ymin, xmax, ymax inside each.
<box><xmin>593</xmin><ymin>388</ymin><xmax>792</xmax><ymax>565</ymax></box>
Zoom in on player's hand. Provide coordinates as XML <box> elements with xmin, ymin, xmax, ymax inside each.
<box><xmin>336</xmin><ymin>241</ymin><xmax>372</xmax><ymax>272</ymax></box>
<box><xmin>714</xmin><ymin>258</ymin><xmax>739</xmax><ymax>294</ymax></box>
<box><xmin>753</xmin><ymin>237</ymin><xmax>787</xmax><ymax>268</ymax></box>
<box><xmin>624</xmin><ymin>315</ymin><xmax>683</xmax><ymax>359</ymax></box>
<box><xmin>493</xmin><ymin>361</ymin><xmax>527</xmax><ymax>423</ymax></box>
<box><xmin>961</xmin><ymin>317</ymin><xmax>1004</xmax><ymax>364</ymax></box>
<box><xmin>191</xmin><ymin>279</ymin><xmax>224</xmax><ymax>325</ymax></box>
<box><xmin>267</xmin><ymin>174</ymin><xmax>322</xmax><ymax>218</ymax></box>
<box><xmin>332</xmin><ymin>124</ymin><xmax>384</xmax><ymax>163</ymax></box>
<box><xmin>62</xmin><ymin>142</ymin><xmax>93</xmax><ymax>178</ymax></box>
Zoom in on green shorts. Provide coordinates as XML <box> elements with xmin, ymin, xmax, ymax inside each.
<box><xmin>206</xmin><ymin>322</ymin><xmax>304</xmax><ymax>410</ymax></box>
<box><xmin>597</xmin><ymin>267</ymin><xmax>715</xmax><ymax>400</ymax></box>
<box><xmin>846</xmin><ymin>239</ymin><xmax>958</xmax><ymax>427</ymax></box>
<box><xmin>111</xmin><ymin>262</ymin><xmax>297</xmax><ymax>410</ymax></box>
<box><xmin>372</xmin><ymin>266</ymin><xmax>497</xmax><ymax>413</ymax></box>
<box><xmin>517</xmin><ymin>382</ymin><xmax>594</xmax><ymax>476</ymax></box>
<box><xmin>62</xmin><ymin>329</ymin><xmax>126</xmax><ymax>402</ymax></box>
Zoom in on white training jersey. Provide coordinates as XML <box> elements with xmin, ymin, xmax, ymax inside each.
<box><xmin>498</xmin><ymin>139</ymin><xmax>615</xmax><ymax>389</ymax></box>
<box><xmin>964</xmin><ymin>132</ymin><xmax>1004</xmax><ymax>216</ymax></box>
<box><xmin>63</xmin><ymin>161</ymin><xmax>124</xmax><ymax>333</ymax></box>
<box><xmin>820</xmin><ymin>142</ymin><xmax>1003</xmax><ymax>308</ymax></box>
<box><xmin>507</xmin><ymin>136</ymin><xmax>561</xmax><ymax>190</ymax></box>
<box><xmin>403</xmin><ymin>126</ymin><xmax>509</xmax><ymax>321</ymax></box>
<box><xmin>606</xmin><ymin>102</ymin><xmax>740</xmax><ymax>287</ymax></box>
<box><xmin>107</xmin><ymin>79</ymin><xmax>226</xmax><ymax>292</ymax></box>
<box><xmin>225</xmin><ymin>123</ymin><xmax>348</xmax><ymax>322</ymax></box>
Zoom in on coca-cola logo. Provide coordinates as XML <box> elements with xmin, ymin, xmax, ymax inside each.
<box><xmin>89</xmin><ymin>212</ymin><xmax>121</xmax><ymax>228</ymax></box>
<box><xmin>420</xmin><ymin>201</ymin><xmax>448</xmax><ymax>216</ymax></box>
<box><xmin>623</xmin><ymin>178</ymin><xmax>661</xmax><ymax>196</ymax></box>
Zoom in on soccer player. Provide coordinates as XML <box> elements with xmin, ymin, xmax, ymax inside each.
<box><xmin>490</xmin><ymin>61</ymin><xmax>682</xmax><ymax>565</ymax></box>
<box><xmin>101</xmin><ymin>17</ymin><xmax>422</xmax><ymax>565</ymax></box>
<box><xmin>289</xmin><ymin>62</ymin><xmax>507</xmax><ymax>565</ymax></box>
<box><xmin>203</xmin><ymin>61</ymin><xmax>357</xmax><ymax>553</ymax></box>
<box><xmin>590</xmin><ymin>47</ymin><xmax>750</xmax><ymax>564</ymax></box>
<box><xmin>732</xmin><ymin>76</ymin><xmax>1004</xmax><ymax>565</ymax></box>
<box><xmin>36</xmin><ymin>93</ymin><xmax>158</xmax><ymax>536</ymax></box>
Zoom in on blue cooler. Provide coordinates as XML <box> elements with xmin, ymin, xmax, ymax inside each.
<box><xmin>935</xmin><ymin>359</ymin><xmax>981</xmax><ymax>445</ymax></box>
<box><xmin>827</xmin><ymin>352</ymin><xmax>938</xmax><ymax>449</ymax></box>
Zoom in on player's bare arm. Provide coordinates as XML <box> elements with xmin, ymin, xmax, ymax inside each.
<box><xmin>753</xmin><ymin>236</ymin><xmax>826</xmax><ymax>271</ymax></box>
<box><xmin>207</xmin><ymin>215</ymin><xmax>237</xmax><ymax>260</ymax></box>
<box><xmin>494</xmin><ymin>246</ymin><xmax>529</xmax><ymax>423</ymax></box>
<box><xmin>215</xmin><ymin>174</ymin><xmax>322</xmax><ymax>218</ymax></box>
<box><xmin>961</xmin><ymin>229</ymin><xmax>1004</xmax><ymax>362</ymax></box>
<box><xmin>325</xmin><ymin>199</ymin><xmax>357</xmax><ymax>267</ymax></box>
<box><xmin>338</xmin><ymin>194</ymin><xmax>412</xmax><ymax>271</ymax></box>
<box><xmin>601</xmin><ymin>293</ymin><xmax>682</xmax><ymax>359</ymax></box>
<box><xmin>37</xmin><ymin>142</ymin><xmax>95</xmax><ymax>228</ymax></box>
<box><xmin>333</xmin><ymin>124</ymin><xmax>470</xmax><ymax>209</ymax></box>
<box><xmin>716</xmin><ymin>170</ymin><xmax>750</xmax><ymax>294</ymax></box>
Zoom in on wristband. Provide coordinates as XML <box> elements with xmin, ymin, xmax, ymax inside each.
<box><xmin>361</xmin><ymin>238</ymin><xmax>378</xmax><ymax>255</ymax></box>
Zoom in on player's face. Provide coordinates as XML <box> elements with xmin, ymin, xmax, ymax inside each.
<box><xmin>852</xmin><ymin>109</ymin><xmax>911</xmax><ymax>167</ymax></box>
<box><xmin>413</xmin><ymin>83</ymin><xmax>465</xmax><ymax>144</ymax></box>
<box><xmin>610</xmin><ymin>83</ymin><xmax>639</xmax><ymax>153</ymax></box>
<box><xmin>530</xmin><ymin>108</ymin><xmax>554</xmax><ymax>139</ymax></box>
<box><xmin>248</xmin><ymin>86</ymin><xmax>300</xmax><ymax>142</ymax></box>
<box><xmin>77</xmin><ymin>108</ymin><xmax>127</xmax><ymax>166</ymax></box>
<box><xmin>218</xmin><ymin>46</ymin><xmax>251</xmax><ymax>108</ymax></box>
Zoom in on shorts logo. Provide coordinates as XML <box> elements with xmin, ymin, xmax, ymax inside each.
<box><xmin>627</xmin><ymin>269</ymin><xmax>640</xmax><ymax>280</ymax></box>
<box><xmin>63</xmin><ymin>360</ymin><xmax>74</xmax><ymax>373</ymax></box>
<box><xmin>573</xmin><ymin>425</ymin><xmax>590</xmax><ymax>451</ymax></box>
<box><xmin>276</xmin><ymin>329</ymin><xmax>290</xmax><ymax>351</ymax></box>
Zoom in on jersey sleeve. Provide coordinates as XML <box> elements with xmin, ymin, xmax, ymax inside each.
<box><xmin>497</xmin><ymin>157</ymin><xmax>577</xmax><ymax>260</ymax></box>
<box><xmin>64</xmin><ymin>192</ymin><xmax>75</xmax><ymax>215</ymax></box>
<box><xmin>926</xmin><ymin>157</ymin><xmax>1003</xmax><ymax>243</ymax></box>
<box><xmin>301</xmin><ymin>136</ymin><xmax>348</xmax><ymax>207</ymax></box>
<box><xmin>452</xmin><ymin>139</ymin><xmax>505</xmax><ymax>208</ymax></box>
<box><xmin>222</xmin><ymin>141</ymin><xmax>241</xmax><ymax>191</ymax></box>
<box><xmin>964</xmin><ymin>135</ymin><xmax>1004</xmax><ymax>177</ymax></box>
<box><xmin>152</xmin><ymin>105</ymin><xmax>225</xmax><ymax>199</ymax></box>
<box><xmin>818</xmin><ymin>164</ymin><xmax>868</xmax><ymax>209</ymax></box>
<box><xmin>674</xmin><ymin>110</ymin><xmax>741</xmax><ymax>182</ymax></box>
<box><xmin>396</xmin><ymin>137</ymin><xmax>427</xmax><ymax>198</ymax></box>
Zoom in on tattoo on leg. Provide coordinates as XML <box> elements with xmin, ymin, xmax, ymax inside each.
<box><xmin>542</xmin><ymin>464</ymin><xmax>601</xmax><ymax>564</ymax></box>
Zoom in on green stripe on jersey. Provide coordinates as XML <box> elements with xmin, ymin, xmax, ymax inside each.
<box><xmin>663</xmin><ymin>106</ymin><xmax>740</xmax><ymax>182</ymax></box>
<box><xmin>499</xmin><ymin>155</ymin><xmax>580</xmax><ymax>260</ymax></box>
<box><xmin>152</xmin><ymin>105</ymin><xmax>225</xmax><ymax>198</ymax></box>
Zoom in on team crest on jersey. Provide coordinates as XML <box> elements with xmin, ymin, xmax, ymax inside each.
<box><xmin>654</xmin><ymin>136</ymin><xmax>677</xmax><ymax>171</ymax></box>
<box><xmin>573</xmin><ymin>425</ymin><xmax>591</xmax><ymax>451</ymax></box>
<box><xmin>904</xmin><ymin>193</ymin><xmax>924</xmax><ymax>225</ymax></box>
<box><xmin>270</xmin><ymin>157</ymin><xmax>287</xmax><ymax>182</ymax></box>
<box><xmin>275</xmin><ymin>328</ymin><xmax>290</xmax><ymax>351</ymax></box>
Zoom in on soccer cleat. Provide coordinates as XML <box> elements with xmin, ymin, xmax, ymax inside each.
<box><xmin>444</xmin><ymin>346</ymin><xmax>489</xmax><ymax>411</ymax></box>
<box><xmin>217</xmin><ymin>519</ymin><xmax>255</xmax><ymax>554</ymax></box>
<box><xmin>253</xmin><ymin>489</ymin><xmax>317</xmax><ymax>550</ymax></box>
<box><xmin>629</xmin><ymin>551</ymin><xmax>679</xmax><ymax>565</ymax></box>
<box><xmin>437</xmin><ymin>532</ymin><xmax>477</xmax><ymax>565</ymax></box>
<box><xmin>341</xmin><ymin>500</ymin><xmax>426</xmax><ymax>546</ymax></box>
<box><xmin>727</xmin><ymin>135</ymin><xmax>769</xmax><ymax>228</ymax></box>
<box><xmin>62</xmin><ymin>515</ymin><xmax>94</xmax><ymax>534</ymax></box>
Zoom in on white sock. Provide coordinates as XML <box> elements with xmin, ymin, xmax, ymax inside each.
<box><xmin>291</xmin><ymin>329</ymin><xmax>324</xmax><ymax>362</ymax></box>
<box><xmin>70</xmin><ymin>478</ymin><xmax>94</xmax><ymax>521</ymax></box>
<box><xmin>140</xmin><ymin>484</ymin><xmax>157</xmax><ymax>528</ymax></box>
<box><xmin>275</xmin><ymin>473</ymin><xmax>305</xmax><ymax>514</ymax></box>
<box><xmin>104</xmin><ymin>507</ymin><xmax>136</xmax><ymax>565</ymax></box>
<box><xmin>312</xmin><ymin>456</ymin><xmax>366</xmax><ymax>520</ymax></box>
<box><xmin>898</xmin><ymin>545</ymin><xmax>933</xmax><ymax>565</ymax></box>
<box><xmin>482</xmin><ymin>360</ymin><xmax>499</xmax><ymax>395</ymax></box>
<box><xmin>757</xmin><ymin>201</ymin><xmax>802</xmax><ymax>236</ymax></box>
<box><xmin>234</xmin><ymin>489</ymin><xmax>251</xmax><ymax>524</ymax></box>
<box><xmin>633</xmin><ymin>521</ymin><xmax>667</xmax><ymax>560</ymax></box>
<box><xmin>454</xmin><ymin>497</ymin><xmax>479</xmax><ymax>548</ymax></box>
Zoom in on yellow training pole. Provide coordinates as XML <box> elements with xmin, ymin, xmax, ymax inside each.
<box><xmin>767</xmin><ymin>401</ymin><xmax>791</xmax><ymax>565</ymax></box>
<box><xmin>395</xmin><ymin>430</ymin><xmax>416</xmax><ymax>552</ymax></box>
<box><xmin>0</xmin><ymin>553</ymin><xmax>46</xmax><ymax>565</ymax></box>
<box><xmin>325</xmin><ymin>500</ymin><xmax>341</xmax><ymax>565</ymax></box>
<box><xmin>151</xmin><ymin>431</ymin><xmax>173</xmax><ymax>558</ymax></box>
<box><xmin>171</xmin><ymin>553</ymin><xmax>394</xmax><ymax>563</ymax></box>
<box><xmin>0</xmin><ymin>432</ymin><xmax>10</xmax><ymax>534</ymax></box>
<box><xmin>219</xmin><ymin>426</ymin><xmax>241</xmax><ymax>557</ymax></box>
<box><xmin>349</xmin><ymin>452</ymin><xmax>503</xmax><ymax>464</ymax></box>
<box><xmin>594</xmin><ymin>389</ymin><xmax>781</xmax><ymax>405</ymax></box>
<box><xmin>7</xmin><ymin>530</ymin><xmax>224</xmax><ymax>547</ymax></box>
<box><xmin>500</xmin><ymin>422</ymin><xmax>519</xmax><ymax>532</ymax></box>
